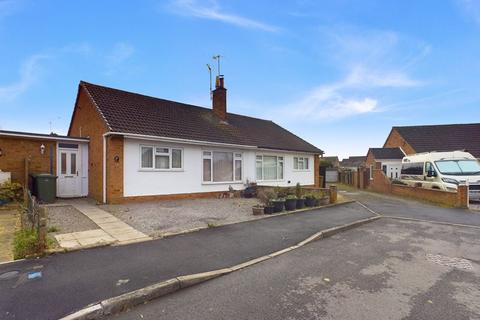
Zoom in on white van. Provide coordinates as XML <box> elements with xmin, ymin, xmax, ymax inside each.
<box><xmin>400</xmin><ymin>151</ymin><xmax>480</xmax><ymax>201</ymax></box>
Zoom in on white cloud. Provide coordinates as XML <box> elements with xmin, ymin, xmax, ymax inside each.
<box><xmin>281</xmin><ymin>66</ymin><xmax>420</xmax><ymax>121</ymax></box>
<box><xmin>0</xmin><ymin>54</ymin><xmax>49</xmax><ymax>101</ymax></box>
<box><xmin>169</xmin><ymin>0</ymin><xmax>278</xmax><ymax>32</ymax></box>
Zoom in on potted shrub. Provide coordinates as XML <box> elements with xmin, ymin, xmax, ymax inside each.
<box><xmin>271</xmin><ymin>198</ymin><xmax>285</xmax><ymax>213</ymax></box>
<box><xmin>252</xmin><ymin>204</ymin><xmax>264</xmax><ymax>215</ymax></box>
<box><xmin>285</xmin><ymin>194</ymin><xmax>297</xmax><ymax>211</ymax></box>
<box><xmin>296</xmin><ymin>196</ymin><xmax>306</xmax><ymax>209</ymax></box>
<box><xmin>264</xmin><ymin>201</ymin><xmax>275</xmax><ymax>214</ymax></box>
<box><xmin>305</xmin><ymin>194</ymin><xmax>316</xmax><ymax>207</ymax></box>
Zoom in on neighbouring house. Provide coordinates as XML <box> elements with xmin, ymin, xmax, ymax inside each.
<box><xmin>384</xmin><ymin>123</ymin><xmax>480</xmax><ymax>159</ymax></box>
<box><xmin>339</xmin><ymin>156</ymin><xmax>366</xmax><ymax>171</ymax></box>
<box><xmin>64</xmin><ymin>76</ymin><xmax>322</xmax><ymax>203</ymax></box>
<box><xmin>365</xmin><ymin>147</ymin><xmax>405</xmax><ymax>181</ymax></box>
<box><xmin>0</xmin><ymin>130</ymin><xmax>89</xmax><ymax>197</ymax></box>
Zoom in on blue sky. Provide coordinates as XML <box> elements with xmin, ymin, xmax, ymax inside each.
<box><xmin>1</xmin><ymin>0</ymin><xmax>480</xmax><ymax>158</ymax></box>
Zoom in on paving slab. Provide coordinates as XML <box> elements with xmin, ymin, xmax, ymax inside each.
<box><xmin>67</xmin><ymin>201</ymin><xmax>151</xmax><ymax>243</ymax></box>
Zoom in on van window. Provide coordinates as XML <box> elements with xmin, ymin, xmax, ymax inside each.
<box><xmin>401</xmin><ymin>162</ymin><xmax>424</xmax><ymax>175</ymax></box>
<box><xmin>425</xmin><ymin>162</ymin><xmax>436</xmax><ymax>175</ymax></box>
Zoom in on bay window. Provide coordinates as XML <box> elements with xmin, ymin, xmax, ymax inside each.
<box><xmin>256</xmin><ymin>155</ymin><xmax>284</xmax><ymax>181</ymax></box>
<box><xmin>294</xmin><ymin>157</ymin><xmax>309</xmax><ymax>170</ymax></box>
<box><xmin>203</xmin><ymin>151</ymin><xmax>242</xmax><ymax>183</ymax></box>
<box><xmin>140</xmin><ymin>146</ymin><xmax>183</xmax><ymax>170</ymax></box>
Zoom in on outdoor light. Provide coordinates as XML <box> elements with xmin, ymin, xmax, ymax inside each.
<box><xmin>40</xmin><ymin>144</ymin><xmax>45</xmax><ymax>155</ymax></box>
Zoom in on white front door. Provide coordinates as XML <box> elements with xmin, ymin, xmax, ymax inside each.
<box><xmin>57</xmin><ymin>148</ymin><xmax>82</xmax><ymax>197</ymax></box>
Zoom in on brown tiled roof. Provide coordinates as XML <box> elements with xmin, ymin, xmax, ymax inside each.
<box><xmin>340</xmin><ymin>156</ymin><xmax>366</xmax><ymax>168</ymax></box>
<box><xmin>80</xmin><ymin>81</ymin><xmax>322</xmax><ymax>154</ymax></box>
<box><xmin>392</xmin><ymin>123</ymin><xmax>480</xmax><ymax>158</ymax></box>
<box><xmin>368</xmin><ymin>147</ymin><xmax>405</xmax><ymax>160</ymax></box>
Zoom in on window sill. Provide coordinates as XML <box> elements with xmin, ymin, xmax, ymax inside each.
<box><xmin>257</xmin><ymin>179</ymin><xmax>285</xmax><ymax>182</ymax></box>
<box><xmin>139</xmin><ymin>168</ymin><xmax>184</xmax><ymax>172</ymax></box>
<box><xmin>202</xmin><ymin>181</ymin><xmax>244</xmax><ymax>185</ymax></box>
<box><xmin>293</xmin><ymin>169</ymin><xmax>311</xmax><ymax>172</ymax></box>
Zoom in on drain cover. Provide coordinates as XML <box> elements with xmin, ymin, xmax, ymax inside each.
<box><xmin>426</xmin><ymin>254</ymin><xmax>473</xmax><ymax>270</ymax></box>
<box><xmin>0</xmin><ymin>271</ymin><xmax>19</xmax><ymax>280</ymax></box>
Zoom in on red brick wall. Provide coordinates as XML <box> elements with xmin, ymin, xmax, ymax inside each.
<box><xmin>0</xmin><ymin>136</ymin><xmax>57</xmax><ymax>186</ymax></box>
<box><xmin>68</xmin><ymin>86</ymin><xmax>110</xmax><ymax>202</ymax></box>
<box><xmin>314</xmin><ymin>155</ymin><xmax>320</xmax><ymax>187</ymax></box>
<box><xmin>383</xmin><ymin>129</ymin><xmax>416</xmax><ymax>155</ymax></box>
<box><xmin>369</xmin><ymin>160</ymin><xmax>469</xmax><ymax>208</ymax></box>
<box><xmin>106</xmin><ymin>136</ymin><xmax>124</xmax><ymax>204</ymax></box>
<box><xmin>0</xmin><ymin>136</ymin><xmax>57</xmax><ymax>185</ymax></box>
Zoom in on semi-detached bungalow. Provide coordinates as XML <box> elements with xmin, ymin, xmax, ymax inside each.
<box><xmin>62</xmin><ymin>76</ymin><xmax>322</xmax><ymax>203</ymax></box>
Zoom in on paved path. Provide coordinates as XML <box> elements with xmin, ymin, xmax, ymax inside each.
<box><xmin>54</xmin><ymin>201</ymin><xmax>150</xmax><ymax>249</ymax></box>
<box><xmin>0</xmin><ymin>210</ymin><xmax>17</xmax><ymax>263</ymax></box>
<box><xmin>340</xmin><ymin>189</ymin><xmax>480</xmax><ymax>226</ymax></box>
<box><xmin>0</xmin><ymin>202</ymin><xmax>373</xmax><ymax>320</ymax></box>
<box><xmin>112</xmin><ymin>218</ymin><xmax>480</xmax><ymax>320</ymax></box>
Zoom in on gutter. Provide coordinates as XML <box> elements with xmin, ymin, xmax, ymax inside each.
<box><xmin>108</xmin><ymin>132</ymin><xmax>320</xmax><ymax>155</ymax></box>
<box><xmin>0</xmin><ymin>131</ymin><xmax>89</xmax><ymax>142</ymax></box>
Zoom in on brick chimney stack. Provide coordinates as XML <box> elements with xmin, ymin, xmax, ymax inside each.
<box><xmin>212</xmin><ymin>75</ymin><xmax>227</xmax><ymax>121</ymax></box>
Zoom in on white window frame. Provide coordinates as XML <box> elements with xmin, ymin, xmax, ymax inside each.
<box><xmin>202</xmin><ymin>150</ymin><xmax>243</xmax><ymax>184</ymax></box>
<box><xmin>139</xmin><ymin>145</ymin><xmax>184</xmax><ymax>171</ymax></box>
<box><xmin>293</xmin><ymin>156</ymin><xmax>310</xmax><ymax>171</ymax></box>
<box><xmin>369</xmin><ymin>165</ymin><xmax>374</xmax><ymax>180</ymax></box>
<box><xmin>256</xmin><ymin>155</ymin><xmax>284</xmax><ymax>181</ymax></box>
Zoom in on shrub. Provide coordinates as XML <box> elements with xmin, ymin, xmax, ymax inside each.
<box><xmin>0</xmin><ymin>181</ymin><xmax>23</xmax><ymax>203</ymax></box>
<box><xmin>305</xmin><ymin>193</ymin><xmax>316</xmax><ymax>200</ymax></box>
<box><xmin>286</xmin><ymin>194</ymin><xmax>297</xmax><ymax>200</ymax></box>
<box><xmin>295</xmin><ymin>183</ymin><xmax>303</xmax><ymax>199</ymax></box>
<box><xmin>13</xmin><ymin>229</ymin><xmax>39</xmax><ymax>259</ymax></box>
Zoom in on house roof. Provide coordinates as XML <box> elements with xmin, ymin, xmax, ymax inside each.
<box><xmin>340</xmin><ymin>156</ymin><xmax>366</xmax><ymax>168</ymax></box>
<box><xmin>391</xmin><ymin>123</ymin><xmax>480</xmax><ymax>158</ymax></box>
<box><xmin>0</xmin><ymin>129</ymin><xmax>89</xmax><ymax>142</ymax></box>
<box><xmin>368</xmin><ymin>147</ymin><xmax>405</xmax><ymax>160</ymax></box>
<box><xmin>79</xmin><ymin>81</ymin><xmax>322</xmax><ymax>154</ymax></box>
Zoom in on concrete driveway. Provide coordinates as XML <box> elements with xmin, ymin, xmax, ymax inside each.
<box><xmin>340</xmin><ymin>189</ymin><xmax>480</xmax><ymax>226</ymax></box>
<box><xmin>111</xmin><ymin>218</ymin><xmax>480</xmax><ymax>320</ymax></box>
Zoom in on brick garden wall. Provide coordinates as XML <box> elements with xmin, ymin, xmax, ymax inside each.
<box><xmin>0</xmin><ymin>136</ymin><xmax>57</xmax><ymax>186</ymax></box>
<box><xmin>368</xmin><ymin>161</ymin><xmax>469</xmax><ymax>208</ymax></box>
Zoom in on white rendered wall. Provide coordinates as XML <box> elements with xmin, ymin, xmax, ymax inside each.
<box><xmin>123</xmin><ymin>138</ymin><xmax>315</xmax><ymax>197</ymax></box>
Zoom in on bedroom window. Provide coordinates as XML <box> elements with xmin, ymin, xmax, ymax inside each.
<box><xmin>294</xmin><ymin>157</ymin><xmax>309</xmax><ymax>170</ymax></box>
<box><xmin>140</xmin><ymin>146</ymin><xmax>183</xmax><ymax>170</ymax></box>
<box><xmin>256</xmin><ymin>155</ymin><xmax>284</xmax><ymax>181</ymax></box>
<box><xmin>203</xmin><ymin>151</ymin><xmax>242</xmax><ymax>183</ymax></box>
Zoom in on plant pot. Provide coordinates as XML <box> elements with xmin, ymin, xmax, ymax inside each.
<box><xmin>272</xmin><ymin>200</ymin><xmax>285</xmax><ymax>213</ymax></box>
<box><xmin>252</xmin><ymin>206</ymin><xmax>264</xmax><ymax>216</ymax></box>
<box><xmin>285</xmin><ymin>198</ymin><xmax>297</xmax><ymax>211</ymax></box>
<box><xmin>314</xmin><ymin>198</ymin><xmax>321</xmax><ymax>206</ymax></box>
<box><xmin>0</xmin><ymin>199</ymin><xmax>10</xmax><ymax>206</ymax></box>
<box><xmin>305</xmin><ymin>198</ymin><xmax>316</xmax><ymax>207</ymax></box>
<box><xmin>296</xmin><ymin>198</ymin><xmax>305</xmax><ymax>209</ymax></box>
<box><xmin>264</xmin><ymin>205</ymin><xmax>275</xmax><ymax>215</ymax></box>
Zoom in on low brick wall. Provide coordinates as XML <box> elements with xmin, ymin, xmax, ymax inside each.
<box><xmin>257</xmin><ymin>185</ymin><xmax>335</xmax><ymax>204</ymax></box>
<box><xmin>368</xmin><ymin>162</ymin><xmax>469</xmax><ymax>208</ymax></box>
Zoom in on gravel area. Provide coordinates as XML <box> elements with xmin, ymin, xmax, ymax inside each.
<box><xmin>101</xmin><ymin>198</ymin><xmax>262</xmax><ymax>237</ymax></box>
<box><xmin>46</xmin><ymin>205</ymin><xmax>99</xmax><ymax>235</ymax></box>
